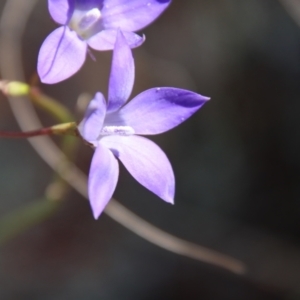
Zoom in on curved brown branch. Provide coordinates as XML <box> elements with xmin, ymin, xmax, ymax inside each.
<box><xmin>279</xmin><ymin>0</ymin><xmax>300</xmax><ymax>27</ymax></box>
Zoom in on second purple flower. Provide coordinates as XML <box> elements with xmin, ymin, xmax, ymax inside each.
<box><xmin>38</xmin><ymin>0</ymin><xmax>171</xmax><ymax>84</ymax></box>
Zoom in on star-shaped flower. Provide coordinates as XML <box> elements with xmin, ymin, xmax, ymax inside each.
<box><xmin>79</xmin><ymin>31</ymin><xmax>209</xmax><ymax>219</ymax></box>
<box><xmin>38</xmin><ymin>0</ymin><xmax>171</xmax><ymax>84</ymax></box>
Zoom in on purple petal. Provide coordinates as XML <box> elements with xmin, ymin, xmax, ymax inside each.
<box><xmin>107</xmin><ymin>30</ymin><xmax>134</xmax><ymax>113</ymax></box>
<box><xmin>101</xmin><ymin>135</ymin><xmax>174</xmax><ymax>203</ymax></box>
<box><xmin>102</xmin><ymin>0</ymin><xmax>171</xmax><ymax>32</ymax></box>
<box><xmin>89</xmin><ymin>143</ymin><xmax>119</xmax><ymax>219</ymax></box>
<box><xmin>105</xmin><ymin>88</ymin><xmax>210</xmax><ymax>134</ymax></box>
<box><xmin>37</xmin><ymin>26</ymin><xmax>87</xmax><ymax>84</ymax></box>
<box><xmin>87</xmin><ymin>29</ymin><xmax>145</xmax><ymax>51</ymax></box>
<box><xmin>78</xmin><ymin>92</ymin><xmax>107</xmax><ymax>142</ymax></box>
<box><xmin>74</xmin><ymin>0</ymin><xmax>103</xmax><ymax>10</ymax></box>
<box><xmin>48</xmin><ymin>0</ymin><xmax>74</xmax><ymax>24</ymax></box>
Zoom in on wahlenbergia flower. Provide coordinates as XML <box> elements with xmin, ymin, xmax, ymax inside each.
<box><xmin>79</xmin><ymin>31</ymin><xmax>209</xmax><ymax>219</ymax></box>
<box><xmin>38</xmin><ymin>0</ymin><xmax>171</xmax><ymax>84</ymax></box>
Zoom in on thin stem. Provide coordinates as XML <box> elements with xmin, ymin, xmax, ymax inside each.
<box><xmin>29</xmin><ymin>87</ymin><xmax>74</xmax><ymax>123</ymax></box>
<box><xmin>0</xmin><ymin>122</ymin><xmax>78</xmax><ymax>139</ymax></box>
<box><xmin>0</xmin><ymin>127</ymin><xmax>53</xmax><ymax>138</ymax></box>
<box><xmin>106</xmin><ymin>200</ymin><xmax>246</xmax><ymax>274</ymax></box>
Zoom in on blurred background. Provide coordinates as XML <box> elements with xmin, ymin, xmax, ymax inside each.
<box><xmin>0</xmin><ymin>0</ymin><xmax>300</xmax><ymax>299</ymax></box>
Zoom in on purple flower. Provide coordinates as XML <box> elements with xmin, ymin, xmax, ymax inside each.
<box><xmin>38</xmin><ymin>0</ymin><xmax>171</xmax><ymax>84</ymax></box>
<box><xmin>79</xmin><ymin>31</ymin><xmax>209</xmax><ymax>219</ymax></box>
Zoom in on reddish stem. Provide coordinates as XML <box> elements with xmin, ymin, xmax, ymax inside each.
<box><xmin>0</xmin><ymin>127</ymin><xmax>53</xmax><ymax>138</ymax></box>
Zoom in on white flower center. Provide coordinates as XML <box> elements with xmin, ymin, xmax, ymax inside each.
<box><xmin>100</xmin><ymin>126</ymin><xmax>135</xmax><ymax>136</ymax></box>
<box><xmin>69</xmin><ymin>8</ymin><xmax>102</xmax><ymax>39</ymax></box>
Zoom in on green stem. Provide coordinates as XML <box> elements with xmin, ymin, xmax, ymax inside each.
<box><xmin>0</xmin><ymin>198</ymin><xmax>60</xmax><ymax>245</ymax></box>
<box><xmin>29</xmin><ymin>87</ymin><xmax>74</xmax><ymax>123</ymax></box>
<box><xmin>28</xmin><ymin>86</ymin><xmax>81</xmax><ymax>161</ymax></box>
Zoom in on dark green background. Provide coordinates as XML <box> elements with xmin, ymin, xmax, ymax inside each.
<box><xmin>0</xmin><ymin>0</ymin><xmax>299</xmax><ymax>299</ymax></box>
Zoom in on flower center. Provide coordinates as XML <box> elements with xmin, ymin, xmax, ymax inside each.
<box><xmin>100</xmin><ymin>126</ymin><xmax>135</xmax><ymax>136</ymax></box>
<box><xmin>69</xmin><ymin>8</ymin><xmax>102</xmax><ymax>39</ymax></box>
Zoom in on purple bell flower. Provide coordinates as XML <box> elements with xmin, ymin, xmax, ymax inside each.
<box><xmin>78</xmin><ymin>30</ymin><xmax>210</xmax><ymax>219</ymax></box>
<box><xmin>38</xmin><ymin>0</ymin><xmax>171</xmax><ymax>84</ymax></box>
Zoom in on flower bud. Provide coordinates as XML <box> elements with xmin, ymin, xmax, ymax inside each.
<box><xmin>0</xmin><ymin>80</ymin><xmax>29</xmax><ymax>96</ymax></box>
